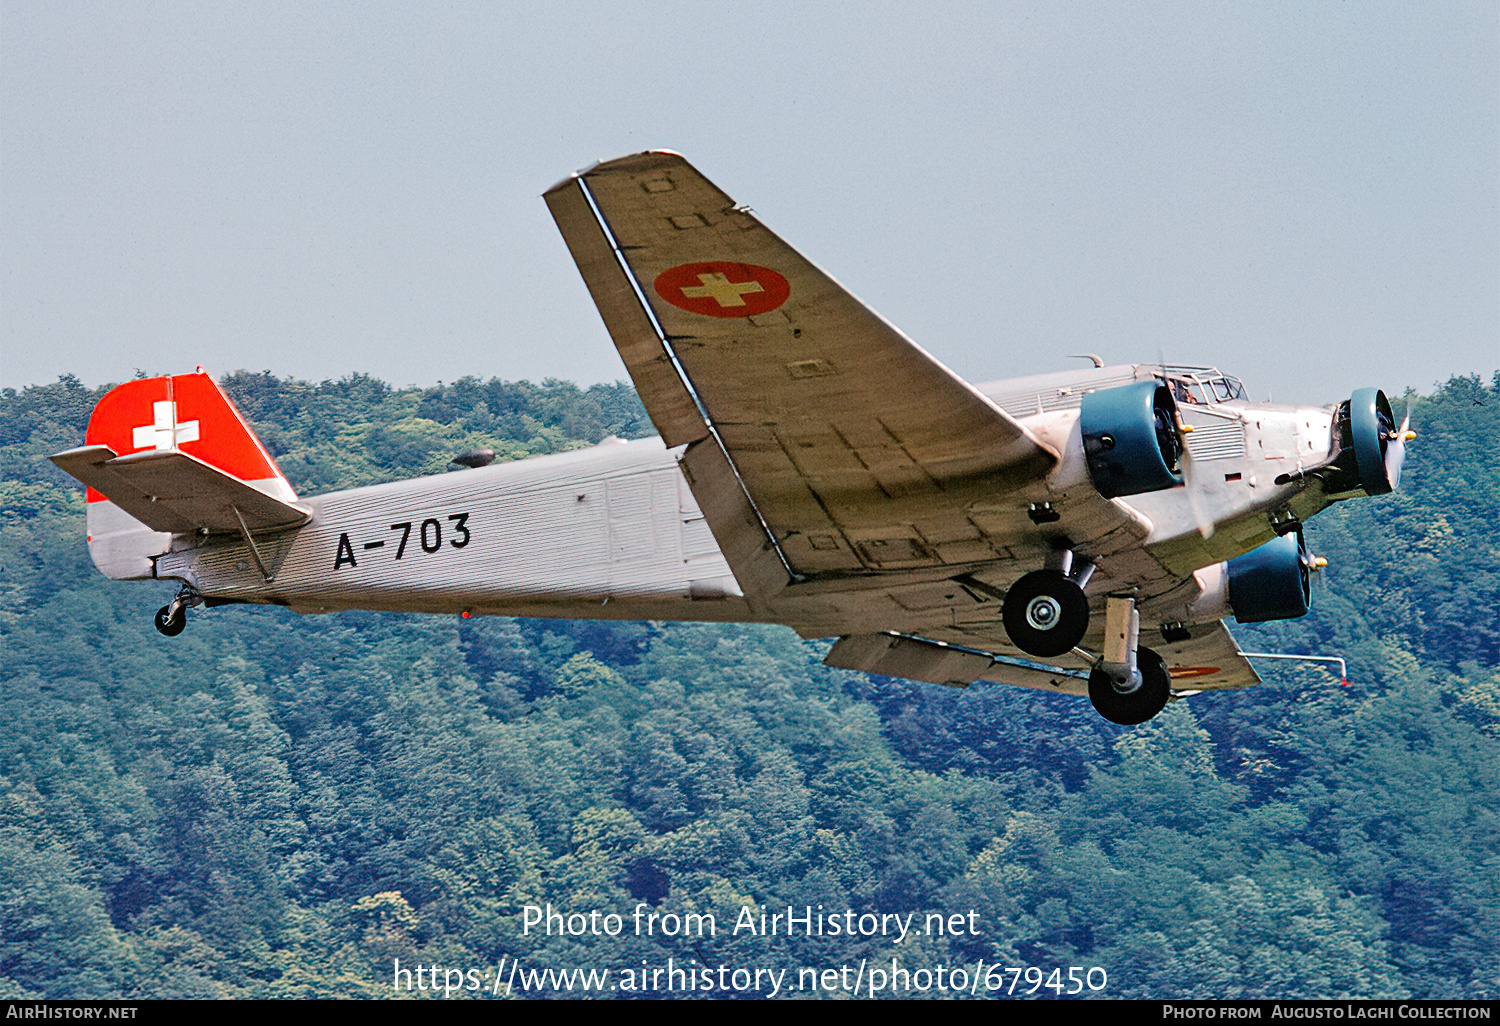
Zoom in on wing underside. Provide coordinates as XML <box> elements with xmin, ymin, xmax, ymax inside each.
<box><xmin>825</xmin><ymin>620</ymin><xmax>1258</xmax><ymax>698</ymax></box>
<box><xmin>546</xmin><ymin>152</ymin><xmax>1058</xmax><ymax>602</ymax></box>
<box><xmin>547</xmin><ymin>151</ymin><xmax>1262</xmax><ymax>709</ymax></box>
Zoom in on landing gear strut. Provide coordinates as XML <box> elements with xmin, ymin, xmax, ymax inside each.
<box><xmin>154</xmin><ymin>586</ymin><xmax>200</xmax><ymax>637</ymax></box>
<box><xmin>1086</xmin><ymin>594</ymin><xmax>1172</xmax><ymax>724</ymax></box>
<box><xmin>1002</xmin><ymin>548</ymin><xmax>1094</xmax><ymax>657</ymax></box>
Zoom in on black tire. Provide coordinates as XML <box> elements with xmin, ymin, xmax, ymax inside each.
<box><xmin>154</xmin><ymin>604</ymin><xmax>186</xmax><ymax>637</ymax></box>
<box><xmin>1088</xmin><ymin>645</ymin><xmax>1171</xmax><ymax>725</ymax></box>
<box><xmin>1002</xmin><ymin>570</ymin><xmax>1090</xmax><ymax>657</ymax></box>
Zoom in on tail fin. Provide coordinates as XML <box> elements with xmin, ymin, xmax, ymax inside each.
<box><xmin>49</xmin><ymin>368</ymin><xmax>307</xmax><ymax>580</ymax></box>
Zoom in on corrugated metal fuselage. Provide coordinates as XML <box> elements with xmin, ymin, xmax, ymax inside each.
<box><xmin>156</xmin><ymin>437</ymin><xmax>754</xmax><ymax>623</ymax></box>
<box><xmin>146</xmin><ymin>363</ymin><xmax>1343</xmax><ymax>647</ymax></box>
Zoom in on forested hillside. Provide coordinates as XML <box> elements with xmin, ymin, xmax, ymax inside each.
<box><xmin>1</xmin><ymin>371</ymin><xmax>1494</xmax><ymax>1000</ymax></box>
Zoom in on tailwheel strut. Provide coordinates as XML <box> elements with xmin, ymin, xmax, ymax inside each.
<box><xmin>154</xmin><ymin>586</ymin><xmax>201</xmax><ymax>637</ymax></box>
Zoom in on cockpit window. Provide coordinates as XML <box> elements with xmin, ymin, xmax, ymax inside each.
<box><xmin>1155</xmin><ymin>366</ymin><xmax>1247</xmax><ymax>405</ymax></box>
<box><xmin>1212</xmin><ymin>376</ymin><xmax>1245</xmax><ymax>401</ymax></box>
<box><xmin>1163</xmin><ymin>371</ymin><xmax>1245</xmax><ymax>405</ymax></box>
<box><xmin>1171</xmin><ymin>380</ymin><xmax>1206</xmax><ymax>404</ymax></box>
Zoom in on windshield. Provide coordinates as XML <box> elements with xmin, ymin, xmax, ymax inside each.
<box><xmin>1163</xmin><ymin>369</ymin><xmax>1245</xmax><ymax>405</ymax></box>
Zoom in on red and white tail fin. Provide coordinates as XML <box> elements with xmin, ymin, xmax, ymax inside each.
<box><xmin>49</xmin><ymin>368</ymin><xmax>307</xmax><ymax>580</ymax></box>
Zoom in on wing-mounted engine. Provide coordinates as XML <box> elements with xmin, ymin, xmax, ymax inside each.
<box><xmin>1144</xmin><ymin>526</ymin><xmax>1320</xmax><ymax>629</ymax></box>
<box><xmin>1079</xmin><ymin>380</ymin><xmax>1185</xmax><ymax>498</ymax></box>
<box><xmin>1226</xmin><ymin>526</ymin><xmax>1313</xmax><ymax>623</ymax></box>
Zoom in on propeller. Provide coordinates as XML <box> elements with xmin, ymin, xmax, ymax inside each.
<box><xmin>1386</xmin><ymin>402</ymin><xmax>1412</xmax><ymax>492</ymax></box>
<box><xmin>1151</xmin><ymin>349</ymin><xmax>1215</xmax><ymax>537</ymax></box>
<box><xmin>1303</xmin><ymin>544</ymin><xmax>1329</xmax><ymax>597</ymax></box>
<box><xmin>1178</xmin><ymin>434</ymin><xmax>1216</xmax><ymax>539</ymax></box>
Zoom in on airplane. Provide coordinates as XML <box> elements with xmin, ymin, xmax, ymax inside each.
<box><xmin>47</xmin><ymin>151</ymin><xmax>1413</xmax><ymax>725</ymax></box>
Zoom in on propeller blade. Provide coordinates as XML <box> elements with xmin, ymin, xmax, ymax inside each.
<box><xmin>1385</xmin><ymin>404</ymin><xmax>1411</xmax><ymax>492</ymax></box>
<box><xmin>1179</xmin><ymin>434</ymin><xmax>1216</xmax><ymax>539</ymax></box>
<box><xmin>1305</xmin><ymin>551</ymin><xmax>1330</xmax><ymax>596</ymax></box>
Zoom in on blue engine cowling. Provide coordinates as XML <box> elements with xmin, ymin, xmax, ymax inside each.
<box><xmin>1079</xmin><ymin>381</ymin><xmax>1184</xmax><ymax>498</ymax></box>
<box><xmin>1227</xmin><ymin>528</ymin><xmax>1311</xmax><ymax>623</ymax></box>
<box><xmin>1322</xmin><ymin>387</ymin><xmax>1407</xmax><ymax>497</ymax></box>
<box><xmin>1347</xmin><ymin>387</ymin><xmax>1403</xmax><ymax>496</ymax></box>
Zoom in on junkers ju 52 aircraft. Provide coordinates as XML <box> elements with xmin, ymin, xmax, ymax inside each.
<box><xmin>50</xmin><ymin>152</ymin><xmax>1412</xmax><ymax>724</ymax></box>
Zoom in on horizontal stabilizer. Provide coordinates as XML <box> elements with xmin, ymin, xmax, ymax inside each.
<box><xmin>50</xmin><ymin>445</ymin><xmax>310</xmax><ymax>536</ymax></box>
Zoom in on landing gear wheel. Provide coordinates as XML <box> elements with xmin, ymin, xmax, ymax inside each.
<box><xmin>1088</xmin><ymin>645</ymin><xmax>1171</xmax><ymax>725</ymax></box>
<box><xmin>1002</xmin><ymin>570</ymin><xmax>1090</xmax><ymax>657</ymax></box>
<box><xmin>155</xmin><ymin>604</ymin><xmax>187</xmax><ymax>637</ymax></box>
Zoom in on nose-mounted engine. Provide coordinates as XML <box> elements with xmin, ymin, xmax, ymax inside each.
<box><xmin>1321</xmin><ymin>387</ymin><xmax>1410</xmax><ymax>496</ymax></box>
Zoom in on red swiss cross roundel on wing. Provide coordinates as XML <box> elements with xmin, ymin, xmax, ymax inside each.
<box><xmin>653</xmin><ymin>261</ymin><xmax>790</xmax><ymax>319</ymax></box>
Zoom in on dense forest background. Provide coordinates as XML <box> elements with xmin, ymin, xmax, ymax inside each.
<box><xmin>0</xmin><ymin>369</ymin><xmax>1495</xmax><ymax>1000</ymax></box>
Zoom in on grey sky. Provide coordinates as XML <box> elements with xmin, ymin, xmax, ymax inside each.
<box><xmin>3</xmin><ymin>1</ymin><xmax>1496</xmax><ymax>405</ymax></box>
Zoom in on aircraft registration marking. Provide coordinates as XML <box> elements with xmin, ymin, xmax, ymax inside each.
<box><xmin>334</xmin><ymin>512</ymin><xmax>471</xmax><ymax>570</ymax></box>
<box><xmin>654</xmin><ymin>261</ymin><xmax>790</xmax><ymax>318</ymax></box>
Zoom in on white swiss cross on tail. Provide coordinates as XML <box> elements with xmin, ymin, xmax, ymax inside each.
<box><xmin>131</xmin><ymin>401</ymin><xmax>200</xmax><ymax>452</ymax></box>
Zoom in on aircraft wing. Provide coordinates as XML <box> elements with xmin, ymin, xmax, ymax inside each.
<box><xmin>49</xmin><ymin>445</ymin><xmax>310</xmax><ymax>536</ymax></box>
<box><xmin>546</xmin><ymin>152</ymin><xmax>1058</xmax><ymax>599</ymax></box>
<box><xmin>1150</xmin><ymin>621</ymin><xmax>1261</xmax><ymax>692</ymax></box>
<box><xmin>826</xmin><ymin>619</ymin><xmax>1258</xmax><ymax>698</ymax></box>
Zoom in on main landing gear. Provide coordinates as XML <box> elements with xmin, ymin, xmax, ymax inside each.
<box><xmin>1003</xmin><ymin>552</ymin><xmax>1173</xmax><ymax>723</ymax></box>
<box><xmin>1002</xmin><ymin>548</ymin><xmax>1094</xmax><ymax>658</ymax></box>
<box><xmin>154</xmin><ymin>586</ymin><xmax>201</xmax><ymax>637</ymax></box>
<box><xmin>1085</xmin><ymin>594</ymin><xmax>1171</xmax><ymax>725</ymax></box>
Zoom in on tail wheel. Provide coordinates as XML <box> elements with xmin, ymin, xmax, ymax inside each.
<box><xmin>154</xmin><ymin>604</ymin><xmax>186</xmax><ymax>637</ymax></box>
<box><xmin>1088</xmin><ymin>646</ymin><xmax>1171</xmax><ymax>725</ymax></box>
<box><xmin>1002</xmin><ymin>570</ymin><xmax>1090</xmax><ymax>657</ymax></box>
